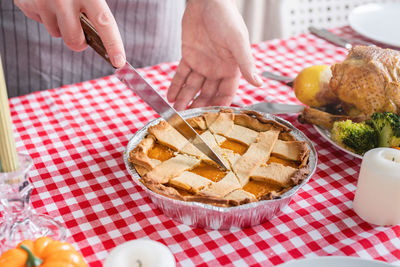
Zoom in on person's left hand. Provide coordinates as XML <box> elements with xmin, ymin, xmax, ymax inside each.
<box><xmin>167</xmin><ymin>0</ymin><xmax>263</xmax><ymax>111</ymax></box>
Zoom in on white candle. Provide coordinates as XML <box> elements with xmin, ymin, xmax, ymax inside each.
<box><xmin>104</xmin><ymin>239</ymin><xmax>175</xmax><ymax>267</ymax></box>
<box><xmin>353</xmin><ymin>148</ymin><xmax>400</xmax><ymax>226</ymax></box>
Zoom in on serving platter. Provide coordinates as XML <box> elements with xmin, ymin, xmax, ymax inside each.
<box><xmin>313</xmin><ymin>125</ymin><xmax>363</xmax><ymax>159</ymax></box>
<box><xmin>124</xmin><ymin>107</ymin><xmax>317</xmax><ymax>229</ymax></box>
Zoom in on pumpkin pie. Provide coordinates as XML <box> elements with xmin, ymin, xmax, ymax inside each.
<box><xmin>129</xmin><ymin>110</ymin><xmax>310</xmax><ymax>206</ymax></box>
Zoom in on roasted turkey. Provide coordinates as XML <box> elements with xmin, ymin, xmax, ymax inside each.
<box><xmin>299</xmin><ymin>46</ymin><xmax>400</xmax><ymax>129</ymax></box>
<box><xmin>329</xmin><ymin>45</ymin><xmax>400</xmax><ymax>117</ymax></box>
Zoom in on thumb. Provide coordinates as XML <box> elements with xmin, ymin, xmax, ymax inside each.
<box><xmin>231</xmin><ymin>41</ymin><xmax>263</xmax><ymax>87</ymax></box>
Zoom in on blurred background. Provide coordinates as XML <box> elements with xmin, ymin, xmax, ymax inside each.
<box><xmin>236</xmin><ymin>0</ymin><xmax>400</xmax><ymax>42</ymax></box>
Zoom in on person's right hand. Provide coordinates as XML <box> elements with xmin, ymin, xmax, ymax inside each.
<box><xmin>14</xmin><ymin>0</ymin><xmax>126</xmax><ymax>68</ymax></box>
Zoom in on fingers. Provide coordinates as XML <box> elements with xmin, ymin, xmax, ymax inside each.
<box><xmin>15</xmin><ymin>0</ymin><xmax>124</xmax><ymax>64</ymax></box>
<box><xmin>191</xmin><ymin>74</ymin><xmax>239</xmax><ymax>108</ymax></box>
<box><xmin>167</xmin><ymin>60</ymin><xmax>191</xmax><ymax>103</ymax></box>
<box><xmin>190</xmin><ymin>79</ymin><xmax>220</xmax><ymax>108</ymax></box>
<box><xmin>209</xmin><ymin>76</ymin><xmax>239</xmax><ymax>107</ymax></box>
<box><xmin>230</xmin><ymin>38</ymin><xmax>263</xmax><ymax>87</ymax></box>
<box><xmin>34</xmin><ymin>1</ymin><xmax>61</xmax><ymax>37</ymax></box>
<box><xmin>173</xmin><ymin>72</ymin><xmax>205</xmax><ymax>111</ymax></box>
<box><xmin>83</xmin><ymin>0</ymin><xmax>125</xmax><ymax>67</ymax></box>
<box><xmin>169</xmin><ymin>62</ymin><xmax>239</xmax><ymax>110</ymax></box>
<box><xmin>14</xmin><ymin>0</ymin><xmax>42</xmax><ymax>22</ymax></box>
<box><xmin>54</xmin><ymin>2</ymin><xmax>87</xmax><ymax>51</ymax></box>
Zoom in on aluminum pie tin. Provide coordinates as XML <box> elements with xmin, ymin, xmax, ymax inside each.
<box><xmin>124</xmin><ymin>107</ymin><xmax>317</xmax><ymax>230</ymax></box>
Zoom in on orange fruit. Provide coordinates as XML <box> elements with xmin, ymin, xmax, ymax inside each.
<box><xmin>293</xmin><ymin>65</ymin><xmax>335</xmax><ymax>107</ymax></box>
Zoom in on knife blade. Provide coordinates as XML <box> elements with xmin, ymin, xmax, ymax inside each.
<box><xmin>318</xmin><ymin>28</ymin><xmax>375</xmax><ymax>47</ymax></box>
<box><xmin>246</xmin><ymin>102</ymin><xmax>305</xmax><ymax>114</ymax></box>
<box><xmin>79</xmin><ymin>14</ymin><xmax>229</xmax><ymax>170</ymax></box>
<box><xmin>116</xmin><ymin>63</ymin><xmax>229</xmax><ymax>169</ymax></box>
<box><xmin>309</xmin><ymin>26</ymin><xmax>353</xmax><ymax>49</ymax></box>
<box><xmin>261</xmin><ymin>71</ymin><xmax>294</xmax><ymax>87</ymax></box>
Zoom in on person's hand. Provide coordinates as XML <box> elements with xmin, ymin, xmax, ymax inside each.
<box><xmin>14</xmin><ymin>0</ymin><xmax>126</xmax><ymax>68</ymax></box>
<box><xmin>167</xmin><ymin>0</ymin><xmax>263</xmax><ymax>111</ymax></box>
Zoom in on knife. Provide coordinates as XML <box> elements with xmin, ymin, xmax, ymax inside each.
<box><xmin>318</xmin><ymin>28</ymin><xmax>375</xmax><ymax>46</ymax></box>
<box><xmin>246</xmin><ymin>102</ymin><xmax>305</xmax><ymax>114</ymax></box>
<box><xmin>79</xmin><ymin>14</ymin><xmax>229</xmax><ymax>170</ymax></box>
<box><xmin>261</xmin><ymin>71</ymin><xmax>294</xmax><ymax>87</ymax></box>
<box><xmin>309</xmin><ymin>26</ymin><xmax>353</xmax><ymax>49</ymax></box>
<box><xmin>309</xmin><ymin>26</ymin><xmax>376</xmax><ymax>50</ymax></box>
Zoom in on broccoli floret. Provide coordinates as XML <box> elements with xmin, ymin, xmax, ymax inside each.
<box><xmin>367</xmin><ymin>112</ymin><xmax>400</xmax><ymax>147</ymax></box>
<box><xmin>331</xmin><ymin>120</ymin><xmax>378</xmax><ymax>155</ymax></box>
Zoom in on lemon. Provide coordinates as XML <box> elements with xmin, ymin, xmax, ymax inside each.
<box><xmin>293</xmin><ymin>65</ymin><xmax>335</xmax><ymax>107</ymax></box>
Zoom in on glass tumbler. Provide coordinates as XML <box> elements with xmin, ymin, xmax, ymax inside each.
<box><xmin>0</xmin><ymin>153</ymin><xmax>66</xmax><ymax>252</ymax></box>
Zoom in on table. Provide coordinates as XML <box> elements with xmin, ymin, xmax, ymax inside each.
<box><xmin>6</xmin><ymin>27</ymin><xmax>400</xmax><ymax>266</ymax></box>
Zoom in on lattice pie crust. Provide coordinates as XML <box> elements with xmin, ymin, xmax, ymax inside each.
<box><xmin>129</xmin><ymin>110</ymin><xmax>310</xmax><ymax>206</ymax></box>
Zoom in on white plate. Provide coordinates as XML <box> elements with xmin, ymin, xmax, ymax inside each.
<box><xmin>277</xmin><ymin>256</ymin><xmax>395</xmax><ymax>267</ymax></box>
<box><xmin>349</xmin><ymin>3</ymin><xmax>400</xmax><ymax>47</ymax></box>
<box><xmin>313</xmin><ymin>125</ymin><xmax>362</xmax><ymax>159</ymax></box>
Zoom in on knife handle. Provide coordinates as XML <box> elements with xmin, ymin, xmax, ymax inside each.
<box><xmin>79</xmin><ymin>13</ymin><xmax>114</xmax><ymax>67</ymax></box>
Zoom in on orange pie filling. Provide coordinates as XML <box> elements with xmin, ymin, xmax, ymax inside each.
<box><xmin>147</xmin><ymin>143</ymin><xmax>175</xmax><ymax>161</ymax></box>
<box><xmin>220</xmin><ymin>138</ymin><xmax>248</xmax><ymax>155</ymax></box>
<box><xmin>190</xmin><ymin>162</ymin><xmax>226</xmax><ymax>182</ymax></box>
<box><xmin>146</xmin><ymin>138</ymin><xmax>300</xmax><ymax>199</ymax></box>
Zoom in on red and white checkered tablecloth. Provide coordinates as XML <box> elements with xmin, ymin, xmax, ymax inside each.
<box><xmin>7</xmin><ymin>27</ymin><xmax>400</xmax><ymax>266</ymax></box>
